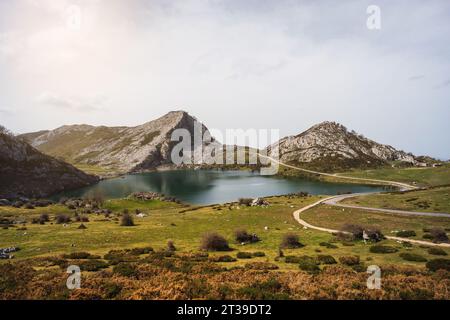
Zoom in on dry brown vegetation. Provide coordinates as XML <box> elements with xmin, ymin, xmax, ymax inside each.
<box><xmin>1</xmin><ymin>250</ymin><xmax>450</xmax><ymax>300</ymax></box>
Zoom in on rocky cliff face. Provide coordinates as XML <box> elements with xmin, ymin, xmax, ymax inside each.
<box><xmin>268</xmin><ymin>121</ymin><xmax>417</xmax><ymax>171</ymax></box>
<box><xmin>21</xmin><ymin>111</ymin><xmax>215</xmax><ymax>174</ymax></box>
<box><xmin>0</xmin><ymin>132</ymin><xmax>99</xmax><ymax>199</ymax></box>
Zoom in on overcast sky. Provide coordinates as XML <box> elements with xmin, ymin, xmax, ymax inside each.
<box><xmin>0</xmin><ymin>0</ymin><xmax>449</xmax><ymax>159</ymax></box>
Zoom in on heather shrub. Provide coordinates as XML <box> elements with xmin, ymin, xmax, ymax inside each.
<box><xmin>167</xmin><ymin>240</ymin><xmax>176</xmax><ymax>252</ymax></box>
<box><xmin>339</xmin><ymin>255</ymin><xmax>360</xmax><ymax>266</ymax></box>
<box><xmin>396</xmin><ymin>230</ymin><xmax>416</xmax><ymax>238</ymax></box>
<box><xmin>319</xmin><ymin>242</ymin><xmax>338</xmax><ymax>249</ymax></box>
<box><xmin>280</xmin><ymin>233</ymin><xmax>303</xmax><ymax>249</ymax></box>
<box><xmin>236</xmin><ymin>252</ymin><xmax>253</xmax><ymax>259</ymax></box>
<box><xmin>201</xmin><ymin>233</ymin><xmax>231</xmax><ymax>251</ymax></box>
<box><xmin>426</xmin><ymin>259</ymin><xmax>450</xmax><ymax>272</ymax></box>
<box><xmin>210</xmin><ymin>255</ymin><xmax>236</xmax><ymax>263</ymax></box>
<box><xmin>252</xmin><ymin>251</ymin><xmax>266</xmax><ymax>257</ymax></box>
<box><xmin>317</xmin><ymin>255</ymin><xmax>337</xmax><ymax>265</ymax></box>
<box><xmin>370</xmin><ymin>245</ymin><xmax>398</xmax><ymax>254</ymax></box>
<box><xmin>78</xmin><ymin>259</ymin><xmax>109</xmax><ymax>272</ymax></box>
<box><xmin>427</xmin><ymin>248</ymin><xmax>448</xmax><ymax>256</ymax></box>
<box><xmin>113</xmin><ymin>263</ymin><xmax>137</xmax><ymax>277</ymax></box>
<box><xmin>55</xmin><ymin>214</ymin><xmax>71</xmax><ymax>224</ymax></box>
<box><xmin>429</xmin><ymin>228</ymin><xmax>449</xmax><ymax>243</ymax></box>
<box><xmin>234</xmin><ymin>229</ymin><xmax>260</xmax><ymax>244</ymax></box>
<box><xmin>238</xmin><ymin>198</ymin><xmax>253</xmax><ymax>206</ymax></box>
<box><xmin>399</xmin><ymin>253</ymin><xmax>427</xmax><ymax>262</ymax></box>
<box><xmin>120</xmin><ymin>213</ymin><xmax>135</xmax><ymax>227</ymax></box>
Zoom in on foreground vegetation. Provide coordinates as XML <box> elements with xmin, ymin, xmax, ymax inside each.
<box><xmin>342</xmin><ymin>186</ymin><xmax>450</xmax><ymax>213</ymax></box>
<box><xmin>1</xmin><ymin>191</ymin><xmax>450</xmax><ymax>300</ymax></box>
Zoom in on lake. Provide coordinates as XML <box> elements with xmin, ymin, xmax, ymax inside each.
<box><xmin>55</xmin><ymin>170</ymin><xmax>387</xmax><ymax>205</ymax></box>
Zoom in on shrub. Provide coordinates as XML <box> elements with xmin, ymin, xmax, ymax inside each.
<box><xmin>129</xmin><ymin>247</ymin><xmax>153</xmax><ymax>255</ymax></box>
<box><xmin>238</xmin><ymin>198</ymin><xmax>253</xmax><ymax>206</ymax></box>
<box><xmin>252</xmin><ymin>251</ymin><xmax>266</xmax><ymax>257</ymax></box>
<box><xmin>63</xmin><ymin>252</ymin><xmax>95</xmax><ymax>259</ymax></box>
<box><xmin>113</xmin><ymin>263</ymin><xmax>137</xmax><ymax>277</ymax></box>
<box><xmin>245</xmin><ymin>262</ymin><xmax>279</xmax><ymax>270</ymax></box>
<box><xmin>236</xmin><ymin>252</ymin><xmax>253</xmax><ymax>259</ymax></box>
<box><xmin>201</xmin><ymin>233</ymin><xmax>231</xmax><ymax>251</ymax></box>
<box><xmin>341</xmin><ymin>224</ymin><xmax>363</xmax><ymax>239</ymax></box>
<box><xmin>55</xmin><ymin>214</ymin><xmax>71</xmax><ymax>224</ymax></box>
<box><xmin>78</xmin><ymin>259</ymin><xmax>109</xmax><ymax>272</ymax></box>
<box><xmin>78</xmin><ymin>224</ymin><xmax>87</xmax><ymax>230</ymax></box>
<box><xmin>285</xmin><ymin>256</ymin><xmax>302</xmax><ymax>264</ymax></box>
<box><xmin>426</xmin><ymin>259</ymin><xmax>450</xmax><ymax>272</ymax></box>
<box><xmin>39</xmin><ymin>214</ymin><xmax>50</xmax><ymax>222</ymax></box>
<box><xmin>210</xmin><ymin>255</ymin><xmax>237</xmax><ymax>262</ymax></box>
<box><xmin>234</xmin><ymin>229</ymin><xmax>260</xmax><ymax>244</ymax></box>
<box><xmin>396</xmin><ymin>230</ymin><xmax>417</xmax><ymax>238</ymax></box>
<box><xmin>429</xmin><ymin>228</ymin><xmax>449</xmax><ymax>243</ymax></box>
<box><xmin>319</xmin><ymin>242</ymin><xmax>338</xmax><ymax>249</ymax></box>
<box><xmin>370</xmin><ymin>245</ymin><xmax>398</xmax><ymax>254</ymax></box>
<box><xmin>399</xmin><ymin>253</ymin><xmax>427</xmax><ymax>262</ymax></box>
<box><xmin>280</xmin><ymin>233</ymin><xmax>303</xmax><ymax>249</ymax></box>
<box><xmin>167</xmin><ymin>240</ymin><xmax>176</xmax><ymax>252</ymax></box>
<box><xmin>120</xmin><ymin>213</ymin><xmax>135</xmax><ymax>227</ymax></box>
<box><xmin>317</xmin><ymin>255</ymin><xmax>337</xmax><ymax>265</ymax></box>
<box><xmin>339</xmin><ymin>255</ymin><xmax>360</xmax><ymax>266</ymax></box>
<box><xmin>423</xmin><ymin>233</ymin><xmax>434</xmax><ymax>240</ymax></box>
<box><xmin>297</xmin><ymin>256</ymin><xmax>320</xmax><ymax>274</ymax></box>
<box><xmin>364</xmin><ymin>229</ymin><xmax>384</xmax><ymax>242</ymax></box>
<box><xmin>428</xmin><ymin>248</ymin><xmax>448</xmax><ymax>256</ymax></box>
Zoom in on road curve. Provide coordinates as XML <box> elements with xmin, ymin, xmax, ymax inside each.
<box><xmin>324</xmin><ymin>193</ymin><xmax>450</xmax><ymax>217</ymax></box>
<box><xmin>259</xmin><ymin>154</ymin><xmax>417</xmax><ymax>190</ymax></box>
<box><xmin>293</xmin><ymin>197</ymin><xmax>450</xmax><ymax>248</ymax></box>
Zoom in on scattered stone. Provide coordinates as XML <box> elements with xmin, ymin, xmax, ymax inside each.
<box><xmin>0</xmin><ymin>247</ymin><xmax>20</xmax><ymax>259</ymax></box>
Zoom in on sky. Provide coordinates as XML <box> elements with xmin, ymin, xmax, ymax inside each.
<box><xmin>0</xmin><ymin>0</ymin><xmax>449</xmax><ymax>159</ymax></box>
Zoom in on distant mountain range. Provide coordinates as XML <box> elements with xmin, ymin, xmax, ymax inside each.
<box><xmin>1</xmin><ymin>110</ymin><xmax>434</xmax><ymax>199</ymax></box>
<box><xmin>20</xmin><ymin>111</ymin><xmax>423</xmax><ymax>174</ymax></box>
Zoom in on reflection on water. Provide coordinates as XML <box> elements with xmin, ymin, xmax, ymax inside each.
<box><xmin>55</xmin><ymin>170</ymin><xmax>387</xmax><ymax>205</ymax></box>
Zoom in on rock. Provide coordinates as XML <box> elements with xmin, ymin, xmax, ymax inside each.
<box><xmin>251</xmin><ymin>198</ymin><xmax>269</xmax><ymax>207</ymax></box>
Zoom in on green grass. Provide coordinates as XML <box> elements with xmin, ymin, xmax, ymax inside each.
<box><xmin>339</xmin><ymin>164</ymin><xmax>450</xmax><ymax>188</ymax></box>
<box><xmin>301</xmin><ymin>204</ymin><xmax>450</xmax><ymax>242</ymax></box>
<box><xmin>342</xmin><ymin>186</ymin><xmax>450</xmax><ymax>213</ymax></box>
<box><xmin>2</xmin><ymin>195</ymin><xmax>449</xmax><ymax>270</ymax></box>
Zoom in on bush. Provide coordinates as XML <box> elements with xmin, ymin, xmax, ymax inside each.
<box><xmin>280</xmin><ymin>233</ymin><xmax>303</xmax><ymax>249</ymax></box>
<box><xmin>297</xmin><ymin>256</ymin><xmax>320</xmax><ymax>274</ymax></box>
<box><xmin>113</xmin><ymin>263</ymin><xmax>137</xmax><ymax>277</ymax></box>
<box><xmin>245</xmin><ymin>262</ymin><xmax>279</xmax><ymax>270</ymax></box>
<box><xmin>129</xmin><ymin>247</ymin><xmax>154</xmax><ymax>255</ymax></box>
<box><xmin>428</xmin><ymin>248</ymin><xmax>448</xmax><ymax>256</ymax></box>
<box><xmin>426</xmin><ymin>259</ymin><xmax>450</xmax><ymax>272</ymax></box>
<box><xmin>252</xmin><ymin>251</ymin><xmax>266</xmax><ymax>257</ymax></box>
<box><xmin>284</xmin><ymin>256</ymin><xmax>302</xmax><ymax>264</ymax></box>
<box><xmin>339</xmin><ymin>255</ymin><xmax>360</xmax><ymax>266</ymax></box>
<box><xmin>423</xmin><ymin>233</ymin><xmax>434</xmax><ymax>240</ymax></box>
<box><xmin>120</xmin><ymin>213</ymin><xmax>135</xmax><ymax>227</ymax></box>
<box><xmin>319</xmin><ymin>242</ymin><xmax>338</xmax><ymax>249</ymax></box>
<box><xmin>237</xmin><ymin>252</ymin><xmax>253</xmax><ymax>259</ymax></box>
<box><xmin>341</xmin><ymin>224</ymin><xmax>363</xmax><ymax>239</ymax></box>
<box><xmin>317</xmin><ymin>255</ymin><xmax>337</xmax><ymax>265</ymax></box>
<box><xmin>201</xmin><ymin>233</ymin><xmax>231</xmax><ymax>251</ymax></box>
<box><xmin>369</xmin><ymin>245</ymin><xmax>398</xmax><ymax>254</ymax></box>
<box><xmin>167</xmin><ymin>240</ymin><xmax>176</xmax><ymax>252</ymax></box>
<box><xmin>55</xmin><ymin>214</ymin><xmax>71</xmax><ymax>224</ymax></box>
<box><xmin>62</xmin><ymin>252</ymin><xmax>97</xmax><ymax>259</ymax></box>
<box><xmin>396</xmin><ymin>230</ymin><xmax>417</xmax><ymax>238</ymax></box>
<box><xmin>210</xmin><ymin>255</ymin><xmax>237</xmax><ymax>263</ymax></box>
<box><xmin>429</xmin><ymin>228</ymin><xmax>449</xmax><ymax>243</ymax></box>
<box><xmin>39</xmin><ymin>214</ymin><xmax>50</xmax><ymax>222</ymax></box>
<box><xmin>78</xmin><ymin>259</ymin><xmax>109</xmax><ymax>272</ymax></box>
<box><xmin>234</xmin><ymin>229</ymin><xmax>260</xmax><ymax>244</ymax></box>
<box><xmin>399</xmin><ymin>253</ymin><xmax>427</xmax><ymax>262</ymax></box>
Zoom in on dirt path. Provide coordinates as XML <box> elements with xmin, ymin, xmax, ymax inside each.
<box><xmin>259</xmin><ymin>155</ymin><xmax>417</xmax><ymax>190</ymax></box>
<box><xmin>293</xmin><ymin>197</ymin><xmax>450</xmax><ymax>247</ymax></box>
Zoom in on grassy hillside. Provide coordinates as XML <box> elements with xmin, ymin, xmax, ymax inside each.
<box><xmin>342</xmin><ymin>186</ymin><xmax>450</xmax><ymax>213</ymax></box>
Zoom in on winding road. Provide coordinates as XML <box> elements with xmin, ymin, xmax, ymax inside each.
<box><xmin>259</xmin><ymin>155</ymin><xmax>450</xmax><ymax>247</ymax></box>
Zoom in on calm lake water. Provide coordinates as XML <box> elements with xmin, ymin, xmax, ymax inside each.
<box><xmin>55</xmin><ymin>170</ymin><xmax>387</xmax><ymax>205</ymax></box>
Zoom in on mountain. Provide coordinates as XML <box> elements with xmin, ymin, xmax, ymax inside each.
<box><xmin>0</xmin><ymin>131</ymin><xmax>99</xmax><ymax>199</ymax></box>
<box><xmin>268</xmin><ymin>121</ymin><xmax>417</xmax><ymax>172</ymax></box>
<box><xmin>20</xmin><ymin>111</ymin><xmax>215</xmax><ymax>175</ymax></box>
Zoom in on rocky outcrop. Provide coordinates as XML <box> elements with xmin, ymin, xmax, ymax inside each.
<box><xmin>21</xmin><ymin>111</ymin><xmax>216</xmax><ymax>174</ymax></box>
<box><xmin>268</xmin><ymin>121</ymin><xmax>417</xmax><ymax>171</ymax></box>
<box><xmin>0</xmin><ymin>132</ymin><xmax>99</xmax><ymax>199</ymax></box>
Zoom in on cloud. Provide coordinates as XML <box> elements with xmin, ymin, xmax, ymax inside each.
<box><xmin>36</xmin><ymin>92</ymin><xmax>105</xmax><ymax>112</ymax></box>
<box><xmin>434</xmin><ymin>78</ymin><xmax>450</xmax><ymax>89</ymax></box>
<box><xmin>408</xmin><ymin>75</ymin><xmax>425</xmax><ymax>81</ymax></box>
<box><xmin>0</xmin><ymin>108</ymin><xmax>13</xmax><ymax>116</ymax></box>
